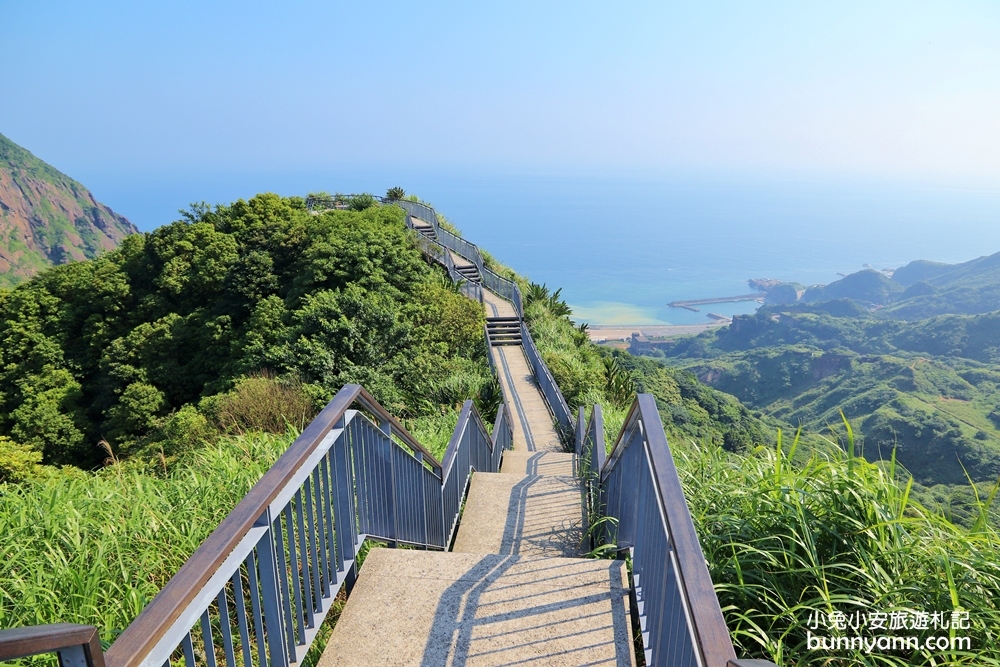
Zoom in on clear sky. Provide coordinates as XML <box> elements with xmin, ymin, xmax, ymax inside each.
<box><xmin>2</xmin><ymin>1</ymin><xmax>999</xmax><ymax>187</ymax></box>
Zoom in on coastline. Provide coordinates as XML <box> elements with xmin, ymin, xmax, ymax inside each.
<box><xmin>586</xmin><ymin>320</ymin><xmax>728</xmax><ymax>342</ymax></box>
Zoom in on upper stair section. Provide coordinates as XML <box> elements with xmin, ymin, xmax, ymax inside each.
<box><xmin>454</xmin><ymin>261</ymin><xmax>482</xmax><ymax>283</ymax></box>
<box><xmin>410</xmin><ymin>215</ymin><xmax>438</xmax><ymax>242</ymax></box>
<box><xmin>486</xmin><ymin>316</ymin><xmax>521</xmax><ymax>346</ymax></box>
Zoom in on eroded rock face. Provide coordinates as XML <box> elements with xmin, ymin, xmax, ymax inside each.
<box><xmin>0</xmin><ymin>132</ymin><xmax>138</xmax><ymax>287</ymax></box>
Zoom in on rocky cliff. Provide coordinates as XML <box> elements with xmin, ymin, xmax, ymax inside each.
<box><xmin>0</xmin><ymin>132</ymin><xmax>137</xmax><ymax>287</ymax></box>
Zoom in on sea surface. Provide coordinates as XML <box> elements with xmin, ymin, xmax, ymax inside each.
<box><xmin>85</xmin><ymin>169</ymin><xmax>1000</xmax><ymax>326</ymax></box>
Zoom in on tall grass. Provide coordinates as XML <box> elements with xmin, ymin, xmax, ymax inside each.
<box><xmin>675</xmin><ymin>427</ymin><xmax>1000</xmax><ymax>666</ymax></box>
<box><xmin>0</xmin><ymin>431</ymin><xmax>292</xmax><ymax>643</ymax></box>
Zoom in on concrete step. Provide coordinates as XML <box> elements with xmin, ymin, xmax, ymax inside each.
<box><xmin>452</xmin><ymin>473</ymin><xmax>585</xmax><ymax>558</ymax></box>
<box><xmin>320</xmin><ymin>549</ymin><xmax>635</xmax><ymax>667</ymax></box>
<box><xmin>501</xmin><ymin>451</ymin><xmax>576</xmax><ymax>476</ymax></box>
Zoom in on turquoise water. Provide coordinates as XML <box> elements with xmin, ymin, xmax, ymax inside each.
<box><xmin>86</xmin><ymin>169</ymin><xmax>1000</xmax><ymax>325</ymax></box>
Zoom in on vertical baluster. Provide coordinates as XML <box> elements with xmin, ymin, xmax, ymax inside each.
<box><xmin>181</xmin><ymin>632</ymin><xmax>196</xmax><ymax>667</ymax></box>
<box><xmin>255</xmin><ymin>513</ymin><xmax>290</xmax><ymax>667</ymax></box>
<box><xmin>230</xmin><ymin>571</ymin><xmax>253</xmax><ymax>667</ymax></box>
<box><xmin>312</xmin><ymin>466</ymin><xmax>330</xmax><ymax>597</ymax></box>
<box><xmin>321</xmin><ymin>453</ymin><xmax>339</xmax><ymax>581</ymax></box>
<box><xmin>416</xmin><ymin>452</ymin><xmax>427</xmax><ymax>547</ymax></box>
<box><xmin>200</xmin><ymin>610</ymin><xmax>218</xmax><ymax>667</ymax></box>
<box><xmin>294</xmin><ymin>489</ymin><xmax>316</xmax><ymax>626</ymax></box>
<box><xmin>245</xmin><ymin>552</ymin><xmax>269</xmax><ymax>667</ymax></box>
<box><xmin>304</xmin><ymin>475</ymin><xmax>323</xmax><ymax>609</ymax></box>
<box><xmin>332</xmin><ymin>416</ymin><xmax>356</xmax><ymax>571</ymax></box>
<box><xmin>379</xmin><ymin>419</ymin><xmax>399</xmax><ymax>540</ymax></box>
<box><xmin>357</xmin><ymin>420</ymin><xmax>371</xmax><ymax>536</ymax></box>
<box><xmin>272</xmin><ymin>513</ymin><xmax>296</xmax><ymax>659</ymax></box>
<box><xmin>282</xmin><ymin>505</ymin><xmax>304</xmax><ymax>645</ymax></box>
<box><xmin>216</xmin><ymin>589</ymin><xmax>237</xmax><ymax>667</ymax></box>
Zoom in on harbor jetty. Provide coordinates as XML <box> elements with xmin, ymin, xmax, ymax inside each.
<box><xmin>668</xmin><ymin>292</ymin><xmax>765</xmax><ymax>311</ymax></box>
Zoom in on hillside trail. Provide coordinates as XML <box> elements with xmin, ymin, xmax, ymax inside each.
<box><xmin>319</xmin><ymin>287</ymin><xmax>635</xmax><ymax>666</ymax></box>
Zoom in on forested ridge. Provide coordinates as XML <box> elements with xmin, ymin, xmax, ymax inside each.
<box><xmin>0</xmin><ymin>194</ymin><xmax>490</xmax><ymax>472</ymax></box>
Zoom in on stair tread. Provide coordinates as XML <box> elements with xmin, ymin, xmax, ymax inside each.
<box><xmin>321</xmin><ymin>549</ymin><xmax>634</xmax><ymax>667</ymax></box>
<box><xmin>452</xmin><ymin>473</ymin><xmax>584</xmax><ymax>558</ymax></box>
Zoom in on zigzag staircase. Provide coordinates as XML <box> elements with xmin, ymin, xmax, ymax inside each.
<box><xmin>0</xmin><ymin>198</ymin><xmax>777</xmax><ymax>667</ymax></box>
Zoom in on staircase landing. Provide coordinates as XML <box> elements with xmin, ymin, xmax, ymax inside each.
<box><xmin>319</xmin><ymin>550</ymin><xmax>634</xmax><ymax>667</ymax></box>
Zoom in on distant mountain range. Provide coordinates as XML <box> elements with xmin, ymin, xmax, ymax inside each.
<box><xmin>754</xmin><ymin>250</ymin><xmax>1000</xmax><ymax>320</ymax></box>
<box><xmin>0</xmin><ymin>132</ymin><xmax>137</xmax><ymax>288</ymax></box>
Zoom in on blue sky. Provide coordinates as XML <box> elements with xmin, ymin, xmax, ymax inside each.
<box><xmin>3</xmin><ymin>1</ymin><xmax>999</xmax><ymax>187</ymax></box>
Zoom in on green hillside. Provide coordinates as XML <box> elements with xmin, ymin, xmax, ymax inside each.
<box><xmin>644</xmin><ymin>306</ymin><xmax>1000</xmax><ymax>494</ymax></box>
<box><xmin>3</xmin><ymin>194</ymin><xmax>999</xmax><ymax>666</ymax></box>
<box><xmin>0</xmin><ymin>133</ymin><xmax>138</xmax><ymax>287</ymax></box>
<box><xmin>752</xmin><ymin>249</ymin><xmax>1000</xmax><ymax>319</ymax></box>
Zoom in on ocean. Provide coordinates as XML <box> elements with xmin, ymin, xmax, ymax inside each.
<box><xmin>85</xmin><ymin>169</ymin><xmax>1000</xmax><ymax>326</ymax></box>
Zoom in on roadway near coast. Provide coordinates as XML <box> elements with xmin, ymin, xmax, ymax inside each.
<box><xmin>587</xmin><ymin>320</ymin><xmax>728</xmax><ymax>342</ymax></box>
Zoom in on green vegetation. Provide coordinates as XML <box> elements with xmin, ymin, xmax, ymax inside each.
<box><xmin>641</xmin><ymin>307</ymin><xmax>1000</xmax><ymax>496</ymax></box>
<box><xmin>0</xmin><ymin>194</ymin><xmax>493</xmax><ymax>470</ymax></box>
<box><xmin>683</xmin><ymin>428</ymin><xmax>1000</xmax><ymax>666</ymax></box>
<box><xmin>0</xmin><ymin>430</ymin><xmax>291</xmax><ymax>644</ymax></box>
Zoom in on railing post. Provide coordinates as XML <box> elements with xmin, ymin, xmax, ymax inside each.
<box><xmin>332</xmin><ymin>413</ymin><xmax>358</xmax><ymax>584</ymax></box>
<box><xmin>380</xmin><ymin>417</ymin><xmax>398</xmax><ymax>547</ymax></box>
<box><xmin>416</xmin><ymin>450</ymin><xmax>429</xmax><ymax>548</ymax></box>
<box><xmin>254</xmin><ymin>509</ymin><xmax>289</xmax><ymax>667</ymax></box>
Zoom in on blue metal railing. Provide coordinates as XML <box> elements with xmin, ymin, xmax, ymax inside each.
<box><xmin>88</xmin><ymin>385</ymin><xmax>506</xmax><ymax>667</ymax></box>
<box><xmin>599</xmin><ymin>395</ymin><xmax>740</xmax><ymax>667</ymax></box>
<box><xmin>520</xmin><ymin>321</ymin><xmax>573</xmax><ymax>429</ymax></box>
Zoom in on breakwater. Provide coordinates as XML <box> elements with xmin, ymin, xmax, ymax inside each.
<box><xmin>668</xmin><ymin>293</ymin><xmax>765</xmax><ymax>311</ymax></box>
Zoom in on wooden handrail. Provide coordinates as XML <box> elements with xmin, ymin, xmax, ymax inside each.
<box><xmin>103</xmin><ymin>384</ymin><xmax>437</xmax><ymax>667</ymax></box>
<box><xmin>0</xmin><ymin>624</ymin><xmax>105</xmax><ymax>667</ymax></box>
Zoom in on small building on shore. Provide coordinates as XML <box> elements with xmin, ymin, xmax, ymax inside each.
<box><xmin>629</xmin><ymin>333</ymin><xmax>676</xmax><ymax>355</ymax></box>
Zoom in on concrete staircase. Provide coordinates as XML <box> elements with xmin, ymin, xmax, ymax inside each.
<box><xmin>454</xmin><ymin>261</ymin><xmax>482</xmax><ymax>284</ymax></box>
<box><xmin>485</xmin><ymin>317</ymin><xmax>522</xmax><ymax>346</ymax></box>
<box><xmin>410</xmin><ymin>216</ymin><xmax>438</xmax><ymax>241</ymax></box>
<box><xmin>320</xmin><ymin>288</ymin><xmax>635</xmax><ymax>667</ymax></box>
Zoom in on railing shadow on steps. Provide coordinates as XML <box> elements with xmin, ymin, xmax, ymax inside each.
<box><xmin>392</xmin><ymin>199</ymin><xmax>574</xmax><ymax>433</ymax></box>
<box><xmin>0</xmin><ymin>385</ymin><xmax>512</xmax><ymax>667</ymax></box>
<box><xmin>576</xmin><ymin>398</ymin><xmax>777</xmax><ymax>667</ymax></box>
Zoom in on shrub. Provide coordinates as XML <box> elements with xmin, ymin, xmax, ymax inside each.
<box><xmin>208</xmin><ymin>373</ymin><xmax>316</xmax><ymax>434</ymax></box>
<box><xmin>0</xmin><ymin>436</ymin><xmax>42</xmax><ymax>483</ymax></box>
<box><xmin>348</xmin><ymin>193</ymin><xmax>377</xmax><ymax>211</ymax></box>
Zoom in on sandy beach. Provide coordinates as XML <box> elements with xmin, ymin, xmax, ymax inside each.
<box><xmin>586</xmin><ymin>320</ymin><xmax>728</xmax><ymax>342</ymax></box>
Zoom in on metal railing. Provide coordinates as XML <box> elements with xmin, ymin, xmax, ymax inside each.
<box><xmin>0</xmin><ymin>624</ymin><xmax>105</xmax><ymax>667</ymax></box>
<box><xmin>0</xmin><ymin>385</ymin><xmax>507</xmax><ymax>667</ymax></box>
<box><xmin>393</xmin><ymin>200</ymin><xmax>570</xmax><ymax>430</ymax></box>
<box><xmin>520</xmin><ymin>321</ymin><xmax>573</xmax><ymax>429</ymax></box>
<box><xmin>599</xmin><ymin>394</ymin><xmax>740</xmax><ymax>667</ymax></box>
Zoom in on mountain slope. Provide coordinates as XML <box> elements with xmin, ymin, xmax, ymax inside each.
<box><xmin>0</xmin><ymin>132</ymin><xmax>137</xmax><ymax>287</ymax></box>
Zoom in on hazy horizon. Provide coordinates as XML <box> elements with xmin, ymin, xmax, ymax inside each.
<box><xmin>4</xmin><ymin>2</ymin><xmax>1000</xmax><ymax>186</ymax></box>
<box><xmin>4</xmin><ymin>1</ymin><xmax>1000</xmax><ymax>324</ymax></box>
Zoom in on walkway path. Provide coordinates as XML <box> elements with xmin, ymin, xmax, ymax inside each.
<box><xmin>319</xmin><ymin>287</ymin><xmax>635</xmax><ymax>666</ymax></box>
